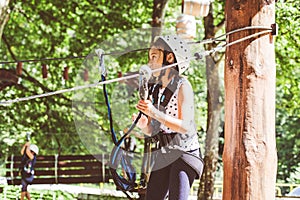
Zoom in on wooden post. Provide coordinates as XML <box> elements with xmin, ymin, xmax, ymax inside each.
<box><xmin>223</xmin><ymin>0</ymin><xmax>277</xmax><ymax>200</ymax></box>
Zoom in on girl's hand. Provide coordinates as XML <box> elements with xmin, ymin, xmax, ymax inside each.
<box><xmin>136</xmin><ymin>100</ymin><xmax>155</xmax><ymax>117</ymax></box>
<box><xmin>132</xmin><ymin>113</ymin><xmax>148</xmax><ymax>129</ymax></box>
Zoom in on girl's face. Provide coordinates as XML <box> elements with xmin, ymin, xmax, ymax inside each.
<box><xmin>148</xmin><ymin>47</ymin><xmax>164</xmax><ymax>77</ymax></box>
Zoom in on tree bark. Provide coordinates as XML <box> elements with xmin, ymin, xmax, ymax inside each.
<box><xmin>151</xmin><ymin>0</ymin><xmax>168</xmax><ymax>40</ymax></box>
<box><xmin>199</xmin><ymin>58</ymin><xmax>223</xmax><ymax>200</ymax></box>
<box><xmin>223</xmin><ymin>1</ymin><xmax>277</xmax><ymax>200</ymax></box>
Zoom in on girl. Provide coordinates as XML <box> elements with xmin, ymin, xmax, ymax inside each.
<box><xmin>20</xmin><ymin>142</ymin><xmax>39</xmax><ymax>200</ymax></box>
<box><xmin>135</xmin><ymin>35</ymin><xmax>203</xmax><ymax>200</ymax></box>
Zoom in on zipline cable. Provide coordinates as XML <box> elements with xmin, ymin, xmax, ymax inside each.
<box><xmin>223</xmin><ymin>30</ymin><xmax>271</xmax><ymax>48</ymax></box>
<box><xmin>190</xmin><ymin>25</ymin><xmax>272</xmax><ymax>45</ymax></box>
<box><xmin>194</xmin><ymin>30</ymin><xmax>272</xmax><ymax>59</ymax></box>
<box><xmin>0</xmin><ymin>73</ymin><xmax>138</xmax><ymax>105</ymax></box>
<box><xmin>0</xmin><ymin>29</ymin><xmax>272</xmax><ymax>105</ymax></box>
<box><xmin>0</xmin><ymin>61</ymin><xmax>186</xmax><ymax>105</ymax></box>
<box><xmin>0</xmin><ymin>55</ymin><xmax>87</xmax><ymax>64</ymax></box>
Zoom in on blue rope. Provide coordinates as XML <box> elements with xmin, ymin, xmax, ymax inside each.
<box><xmin>101</xmin><ymin>72</ymin><xmax>142</xmax><ymax>192</ymax></box>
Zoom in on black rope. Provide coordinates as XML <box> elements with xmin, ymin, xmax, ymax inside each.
<box><xmin>0</xmin><ymin>55</ymin><xmax>87</xmax><ymax>64</ymax></box>
<box><xmin>0</xmin><ymin>48</ymin><xmax>150</xmax><ymax>65</ymax></box>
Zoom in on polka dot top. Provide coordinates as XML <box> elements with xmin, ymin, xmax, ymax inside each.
<box><xmin>158</xmin><ymin>77</ymin><xmax>200</xmax><ymax>152</ymax></box>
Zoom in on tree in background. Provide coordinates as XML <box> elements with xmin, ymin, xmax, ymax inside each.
<box><xmin>151</xmin><ymin>0</ymin><xmax>169</xmax><ymax>39</ymax></box>
<box><xmin>198</xmin><ymin>1</ymin><xmax>225</xmax><ymax>200</ymax></box>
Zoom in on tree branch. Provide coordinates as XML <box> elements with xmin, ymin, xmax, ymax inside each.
<box><xmin>86</xmin><ymin>0</ymin><xmax>107</xmax><ymax>16</ymax></box>
<box><xmin>214</xmin><ymin>18</ymin><xmax>225</xmax><ymax>34</ymax></box>
<box><xmin>2</xmin><ymin>34</ymin><xmax>17</xmax><ymax>60</ymax></box>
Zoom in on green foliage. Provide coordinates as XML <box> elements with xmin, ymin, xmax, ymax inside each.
<box><xmin>0</xmin><ymin>185</ymin><xmax>76</xmax><ymax>199</ymax></box>
<box><xmin>275</xmin><ymin>1</ymin><xmax>300</xmax><ymax>183</ymax></box>
<box><xmin>0</xmin><ymin>0</ymin><xmax>153</xmax><ymax>158</ymax></box>
<box><xmin>0</xmin><ymin>185</ymin><xmax>129</xmax><ymax>199</ymax></box>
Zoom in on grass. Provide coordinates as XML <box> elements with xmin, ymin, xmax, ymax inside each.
<box><xmin>0</xmin><ymin>184</ymin><xmax>129</xmax><ymax>200</ymax></box>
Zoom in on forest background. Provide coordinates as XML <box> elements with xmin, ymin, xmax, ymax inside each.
<box><xmin>0</xmin><ymin>0</ymin><xmax>299</xmax><ymax>197</ymax></box>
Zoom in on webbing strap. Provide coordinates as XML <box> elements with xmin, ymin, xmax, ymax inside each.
<box><xmin>150</xmin><ymin>76</ymin><xmax>180</xmax><ymax>135</ymax></box>
<box><xmin>151</xmin><ymin>76</ymin><xmax>180</xmax><ymax>108</ymax></box>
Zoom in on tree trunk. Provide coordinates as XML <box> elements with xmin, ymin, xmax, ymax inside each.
<box><xmin>198</xmin><ymin>3</ymin><xmax>225</xmax><ymax>200</ymax></box>
<box><xmin>223</xmin><ymin>1</ymin><xmax>277</xmax><ymax>200</ymax></box>
<box><xmin>199</xmin><ymin>58</ymin><xmax>223</xmax><ymax>200</ymax></box>
<box><xmin>151</xmin><ymin>0</ymin><xmax>168</xmax><ymax>40</ymax></box>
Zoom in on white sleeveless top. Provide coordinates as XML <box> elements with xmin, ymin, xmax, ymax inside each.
<box><xmin>155</xmin><ymin>77</ymin><xmax>200</xmax><ymax>152</ymax></box>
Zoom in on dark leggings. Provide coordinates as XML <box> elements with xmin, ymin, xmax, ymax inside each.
<box><xmin>21</xmin><ymin>179</ymin><xmax>29</xmax><ymax>192</ymax></box>
<box><xmin>146</xmin><ymin>158</ymin><xmax>197</xmax><ymax>200</ymax></box>
<box><xmin>21</xmin><ymin>175</ymin><xmax>34</xmax><ymax>192</ymax></box>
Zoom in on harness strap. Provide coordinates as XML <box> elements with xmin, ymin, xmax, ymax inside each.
<box><xmin>151</xmin><ymin>131</ymin><xmax>182</xmax><ymax>148</ymax></box>
<box><xmin>150</xmin><ymin>76</ymin><xmax>181</xmax><ymax>136</ymax></box>
<box><xmin>151</xmin><ymin>76</ymin><xmax>180</xmax><ymax>108</ymax></box>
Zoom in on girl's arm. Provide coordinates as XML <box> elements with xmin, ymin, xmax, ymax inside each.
<box><xmin>136</xmin><ymin>80</ymin><xmax>195</xmax><ymax>134</ymax></box>
<box><xmin>21</xmin><ymin>142</ymin><xmax>29</xmax><ymax>155</ymax></box>
<box><xmin>21</xmin><ymin>142</ymin><xmax>34</xmax><ymax>160</ymax></box>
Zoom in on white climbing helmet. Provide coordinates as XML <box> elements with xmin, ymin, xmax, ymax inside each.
<box><xmin>30</xmin><ymin>144</ymin><xmax>39</xmax><ymax>155</ymax></box>
<box><xmin>153</xmin><ymin>35</ymin><xmax>191</xmax><ymax>74</ymax></box>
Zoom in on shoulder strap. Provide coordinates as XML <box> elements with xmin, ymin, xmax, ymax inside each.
<box><xmin>151</xmin><ymin>76</ymin><xmax>181</xmax><ymax>109</ymax></box>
